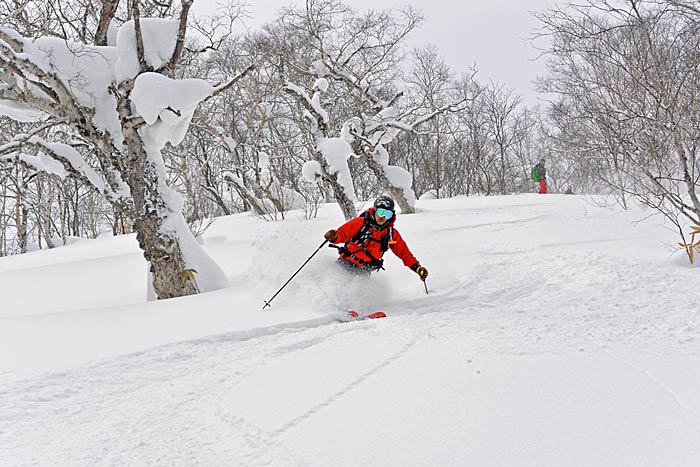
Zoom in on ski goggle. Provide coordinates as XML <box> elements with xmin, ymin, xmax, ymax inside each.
<box><xmin>376</xmin><ymin>208</ymin><xmax>394</xmax><ymax>219</ymax></box>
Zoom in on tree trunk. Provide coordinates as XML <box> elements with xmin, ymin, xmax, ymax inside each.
<box><xmin>0</xmin><ymin>177</ymin><xmax>6</xmax><ymax>256</ymax></box>
<box><xmin>322</xmin><ymin>164</ymin><xmax>357</xmax><ymax>220</ymax></box>
<box><xmin>312</xmin><ymin>139</ymin><xmax>356</xmax><ymax>220</ymax></box>
<box><xmin>134</xmin><ymin>211</ymin><xmax>199</xmax><ymax>299</ymax></box>
<box><xmin>129</xmin><ymin>147</ymin><xmax>201</xmax><ymax>299</ymax></box>
<box><xmin>361</xmin><ymin>148</ymin><xmax>415</xmax><ymax>214</ymax></box>
<box><xmin>434</xmin><ymin>120</ymin><xmax>441</xmax><ymax>199</ymax></box>
<box><xmin>224</xmin><ymin>173</ymin><xmax>268</xmax><ymax>216</ymax></box>
<box><xmin>674</xmin><ymin>137</ymin><xmax>700</xmax><ymax>223</ymax></box>
<box><xmin>118</xmin><ymin>100</ymin><xmax>204</xmax><ymax>299</ymax></box>
<box><xmin>180</xmin><ymin>150</ymin><xmax>200</xmax><ymax>223</ymax></box>
<box><xmin>14</xmin><ymin>164</ymin><xmax>28</xmax><ymax>253</ymax></box>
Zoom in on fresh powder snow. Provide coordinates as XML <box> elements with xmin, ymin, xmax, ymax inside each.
<box><xmin>1</xmin><ymin>194</ymin><xmax>699</xmax><ymax>466</ymax></box>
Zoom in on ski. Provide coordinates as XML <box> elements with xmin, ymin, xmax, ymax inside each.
<box><xmin>344</xmin><ymin>310</ymin><xmax>387</xmax><ymax>321</ymax></box>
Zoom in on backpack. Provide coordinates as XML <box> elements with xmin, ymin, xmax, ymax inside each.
<box><xmin>530</xmin><ymin>166</ymin><xmax>539</xmax><ymax>182</ymax></box>
<box><xmin>350</xmin><ymin>210</ymin><xmax>393</xmax><ymax>253</ymax></box>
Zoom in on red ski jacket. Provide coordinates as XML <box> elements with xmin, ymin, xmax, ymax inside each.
<box><xmin>331</xmin><ymin>208</ymin><xmax>418</xmax><ymax>270</ymax></box>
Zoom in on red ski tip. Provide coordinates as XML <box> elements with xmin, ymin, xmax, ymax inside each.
<box><xmin>366</xmin><ymin>311</ymin><xmax>386</xmax><ymax>319</ymax></box>
<box><xmin>343</xmin><ymin>310</ymin><xmax>386</xmax><ymax>320</ymax></box>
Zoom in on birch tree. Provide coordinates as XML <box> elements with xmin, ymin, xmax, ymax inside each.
<box><xmin>536</xmin><ymin>0</ymin><xmax>700</xmax><ymax>232</ymax></box>
<box><xmin>285</xmin><ymin>74</ymin><xmax>359</xmax><ymax>220</ymax></box>
<box><xmin>0</xmin><ymin>0</ymin><xmax>251</xmax><ymax>299</ymax></box>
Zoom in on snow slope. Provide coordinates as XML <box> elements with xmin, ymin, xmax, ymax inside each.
<box><xmin>1</xmin><ymin>194</ymin><xmax>699</xmax><ymax>466</ymax></box>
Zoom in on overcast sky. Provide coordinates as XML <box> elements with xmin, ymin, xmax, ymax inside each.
<box><xmin>196</xmin><ymin>0</ymin><xmax>559</xmax><ymax>106</ymax></box>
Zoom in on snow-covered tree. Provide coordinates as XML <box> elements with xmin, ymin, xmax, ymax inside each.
<box><xmin>285</xmin><ymin>75</ymin><xmax>358</xmax><ymax>220</ymax></box>
<box><xmin>279</xmin><ymin>2</ymin><xmax>474</xmax><ymax>214</ymax></box>
<box><xmin>0</xmin><ymin>1</ymin><xmax>252</xmax><ymax>299</ymax></box>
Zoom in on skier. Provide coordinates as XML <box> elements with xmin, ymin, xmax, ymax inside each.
<box><xmin>323</xmin><ymin>195</ymin><xmax>429</xmax><ymax>281</ymax></box>
<box><xmin>532</xmin><ymin>159</ymin><xmax>547</xmax><ymax>194</ymax></box>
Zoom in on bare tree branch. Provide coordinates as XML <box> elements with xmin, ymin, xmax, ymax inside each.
<box><xmin>131</xmin><ymin>0</ymin><xmax>150</xmax><ymax>72</ymax></box>
<box><xmin>95</xmin><ymin>0</ymin><xmax>119</xmax><ymax>46</ymax></box>
<box><xmin>164</xmin><ymin>0</ymin><xmax>193</xmax><ymax>74</ymax></box>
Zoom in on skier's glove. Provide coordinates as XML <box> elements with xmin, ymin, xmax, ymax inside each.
<box><xmin>411</xmin><ymin>263</ymin><xmax>429</xmax><ymax>281</ymax></box>
<box><xmin>324</xmin><ymin>229</ymin><xmax>338</xmax><ymax>242</ymax></box>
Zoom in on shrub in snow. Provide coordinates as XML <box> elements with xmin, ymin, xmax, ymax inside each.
<box><xmin>679</xmin><ymin>224</ymin><xmax>700</xmax><ymax>265</ymax></box>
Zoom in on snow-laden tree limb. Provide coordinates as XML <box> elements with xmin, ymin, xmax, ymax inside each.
<box><xmin>344</xmin><ymin>90</ymin><xmax>473</xmax><ymax>213</ymax></box>
<box><xmin>208</xmin><ymin>64</ymin><xmax>256</xmax><ymax>100</ymax></box>
<box><xmin>284</xmin><ymin>78</ymin><xmax>357</xmax><ymax>219</ymax></box>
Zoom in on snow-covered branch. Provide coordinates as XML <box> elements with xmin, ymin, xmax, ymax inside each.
<box><xmin>208</xmin><ymin>64</ymin><xmax>256</xmax><ymax>100</ymax></box>
<box><xmin>0</xmin><ymin>134</ymin><xmax>132</xmax><ymax>210</ymax></box>
<box><xmin>0</xmin><ymin>29</ymin><xmax>111</xmax><ymax>148</ymax></box>
<box><xmin>283</xmin><ymin>80</ymin><xmax>329</xmax><ymax>133</ymax></box>
<box><xmin>400</xmin><ymin>98</ymin><xmax>471</xmax><ymax>132</ymax></box>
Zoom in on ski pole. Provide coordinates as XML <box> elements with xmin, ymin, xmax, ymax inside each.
<box><xmin>423</xmin><ymin>279</ymin><xmax>429</xmax><ymax>295</ymax></box>
<box><xmin>262</xmin><ymin>239</ymin><xmax>328</xmax><ymax>309</ymax></box>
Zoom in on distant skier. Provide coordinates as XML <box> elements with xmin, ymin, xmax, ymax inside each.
<box><xmin>531</xmin><ymin>159</ymin><xmax>547</xmax><ymax>194</ymax></box>
<box><xmin>324</xmin><ymin>195</ymin><xmax>428</xmax><ymax>281</ymax></box>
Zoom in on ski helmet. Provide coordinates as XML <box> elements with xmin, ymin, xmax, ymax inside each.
<box><xmin>374</xmin><ymin>195</ymin><xmax>395</xmax><ymax>211</ymax></box>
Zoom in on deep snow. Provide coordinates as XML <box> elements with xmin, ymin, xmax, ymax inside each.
<box><xmin>1</xmin><ymin>194</ymin><xmax>699</xmax><ymax>466</ymax></box>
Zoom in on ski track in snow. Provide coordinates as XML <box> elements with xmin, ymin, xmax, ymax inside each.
<box><xmin>0</xmin><ymin>318</ymin><xmax>426</xmax><ymax>466</ymax></box>
<box><xmin>269</xmin><ymin>333</ymin><xmax>423</xmax><ymax>436</ymax></box>
<box><xmin>602</xmin><ymin>349</ymin><xmax>700</xmax><ymax>432</ymax></box>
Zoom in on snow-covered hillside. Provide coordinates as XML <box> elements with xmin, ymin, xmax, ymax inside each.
<box><xmin>1</xmin><ymin>194</ymin><xmax>699</xmax><ymax>466</ymax></box>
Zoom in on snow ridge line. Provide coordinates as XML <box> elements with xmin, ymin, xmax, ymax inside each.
<box><xmin>603</xmin><ymin>348</ymin><xmax>700</xmax><ymax>433</ymax></box>
<box><xmin>262</xmin><ymin>325</ymin><xmax>362</xmax><ymax>359</ymax></box>
<box><xmin>388</xmin><ymin>278</ymin><xmax>481</xmax><ymax>314</ymax></box>
<box><xmin>184</xmin><ymin>316</ymin><xmax>339</xmax><ymax>345</ymax></box>
<box><xmin>110</xmin><ymin>316</ymin><xmax>343</xmax><ymax>360</ymax></box>
<box><xmin>387</xmin><ymin>284</ymin><xmax>493</xmax><ymax>321</ymax></box>
<box><xmin>427</xmin><ymin>213</ymin><xmax>548</xmax><ymax>234</ymax></box>
<box><xmin>0</xmin><ymin>249</ymin><xmax>142</xmax><ymax>275</ymax></box>
<box><xmin>0</xmin><ymin>316</ymin><xmax>340</xmax><ymax>387</ymax></box>
<box><xmin>271</xmin><ymin>334</ymin><xmax>424</xmax><ymax>437</ymax></box>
